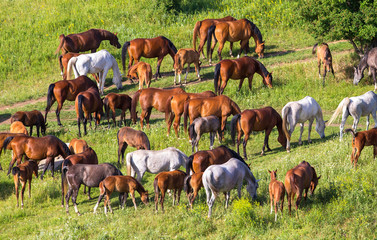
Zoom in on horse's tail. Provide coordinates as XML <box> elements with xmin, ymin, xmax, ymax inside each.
<box><xmin>289</xmin><ymin>173</ymin><xmax>298</xmax><ymax>194</ymax></box>
<box><xmin>282</xmin><ymin>106</ymin><xmax>291</xmax><ymax>141</ymax></box>
<box><xmin>328</xmin><ymin>97</ymin><xmax>350</xmax><ymax>126</ymax></box>
<box><xmin>66</xmin><ymin>57</ymin><xmax>78</xmax><ymax>80</ymax></box>
<box><xmin>55</xmin><ymin>34</ymin><xmax>65</xmax><ymax>55</ymax></box>
<box><xmin>103</xmin><ymin>96</ymin><xmax>109</xmax><ymax>117</ymax></box>
<box><xmin>184</xmin><ymin>175</ymin><xmax>193</xmax><ymax>195</ymax></box>
<box><xmin>345</xmin><ymin>128</ymin><xmax>356</xmax><ymax>138</ymax></box>
<box><xmin>58</xmin><ymin>55</ymin><xmax>64</xmax><ymax>76</ymax></box>
<box><xmin>77</xmin><ymin>94</ymin><xmax>85</xmax><ymax>121</ymax></box>
<box><xmin>165</xmin><ymin>96</ymin><xmax>174</xmax><ymax>123</ymax></box>
<box><xmin>162</xmin><ymin>36</ymin><xmax>178</xmax><ymax>54</ymax></box>
<box><xmin>183</xmin><ymin>99</ymin><xmax>190</xmax><ymax>133</ymax></box>
<box><xmin>126</xmin><ymin>152</ymin><xmax>132</xmax><ymax>176</ymax></box>
<box><xmin>131</xmin><ymin>90</ymin><xmax>141</xmax><ymax>124</ymax></box>
<box><xmin>186</xmin><ymin>155</ymin><xmax>194</xmax><ymax>175</ymax></box>
<box><xmin>207</xmin><ymin>25</ymin><xmax>217</xmax><ymax>59</ymax></box>
<box><xmin>312</xmin><ymin>43</ymin><xmax>318</xmax><ymax>55</ymax></box>
<box><xmin>45</xmin><ymin>83</ymin><xmax>55</xmax><ymax>122</ymax></box>
<box><xmin>230</xmin><ymin>114</ymin><xmax>241</xmax><ymax>145</ymax></box>
<box><xmin>121</xmin><ymin>41</ymin><xmax>131</xmax><ymax>74</ymax></box>
<box><xmin>61</xmin><ymin>162</ymin><xmax>69</xmax><ymax>206</ymax></box>
<box><xmin>214</xmin><ymin>63</ymin><xmax>221</xmax><ymax>94</ymax></box>
<box><xmin>153</xmin><ymin>177</ymin><xmax>159</xmax><ymax>195</ymax></box>
<box><xmin>192</xmin><ymin>21</ymin><xmax>202</xmax><ymax>51</ymax></box>
<box><xmin>2</xmin><ymin>136</ymin><xmax>15</xmax><ymax>154</ymax></box>
<box><xmin>189</xmin><ymin>122</ymin><xmax>197</xmax><ymax>143</ymax></box>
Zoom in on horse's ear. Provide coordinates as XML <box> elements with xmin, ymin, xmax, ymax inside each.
<box><xmin>353</xmin><ymin>66</ymin><xmax>357</xmax><ymax>71</ymax></box>
<box><xmin>268</xmin><ymin>170</ymin><xmax>271</xmax><ymax>173</ymax></box>
<box><xmin>114</xmin><ymin>32</ymin><xmax>118</xmax><ymax>36</ymax></box>
<box><xmin>275</xmin><ymin>169</ymin><xmax>277</xmax><ymax>172</ymax></box>
<box><xmin>45</xmin><ymin>123</ymin><xmax>48</xmax><ymax>127</ymax></box>
<box><xmin>270</xmin><ymin>71</ymin><xmax>273</xmax><ymax>75</ymax></box>
<box><xmin>317</xmin><ymin>175</ymin><xmax>321</xmax><ymax>180</ymax></box>
<box><xmin>256</xmin><ymin>179</ymin><xmax>261</xmax><ymax>183</ymax></box>
<box><xmin>324</xmin><ymin>120</ymin><xmax>328</xmax><ymax>123</ymax></box>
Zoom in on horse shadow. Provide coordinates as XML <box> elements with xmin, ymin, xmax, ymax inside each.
<box><xmin>0</xmin><ymin>113</ymin><xmax>11</xmax><ymax>124</ymax></box>
<box><xmin>0</xmin><ymin>181</ymin><xmax>14</xmax><ymax>200</ymax></box>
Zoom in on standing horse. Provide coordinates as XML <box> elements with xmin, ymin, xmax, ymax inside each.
<box><xmin>10</xmin><ymin>121</ymin><xmax>28</xmax><ymax>135</ymax></box>
<box><xmin>327</xmin><ymin>91</ymin><xmax>377</xmax><ymax>140</ymax></box>
<box><xmin>126</xmin><ymin>62</ymin><xmax>152</xmax><ymax>89</ymax></box>
<box><xmin>67</xmin><ymin>49</ymin><xmax>122</xmax><ymax>95</ymax></box>
<box><xmin>285</xmin><ymin>161</ymin><xmax>320</xmax><ymax>217</ymax></box>
<box><xmin>58</xmin><ymin>53</ymin><xmax>99</xmax><ymax>82</ymax></box>
<box><xmin>282</xmin><ymin>96</ymin><xmax>326</xmax><ymax>152</ymax></box>
<box><xmin>131</xmin><ymin>87</ymin><xmax>185</xmax><ymax>129</ymax></box>
<box><xmin>55</xmin><ymin>28</ymin><xmax>121</xmax><ymax>54</ymax></box>
<box><xmin>165</xmin><ymin>91</ymin><xmax>216</xmax><ymax>137</ymax></box>
<box><xmin>68</xmin><ymin>138</ymin><xmax>89</xmax><ymax>154</ymax></box>
<box><xmin>207</xmin><ymin>18</ymin><xmax>265</xmax><ymax>63</ymax></box>
<box><xmin>0</xmin><ymin>132</ymin><xmax>27</xmax><ymax>171</ymax></box>
<box><xmin>268</xmin><ymin>170</ymin><xmax>285</xmax><ymax>222</ymax></box>
<box><xmin>203</xmin><ymin>158</ymin><xmax>259</xmax><ymax>218</ymax></box>
<box><xmin>11</xmin><ymin>110</ymin><xmax>47</xmax><ymax>137</ymax></box>
<box><xmin>126</xmin><ymin>147</ymin><xmax>189</xmax><ymax>182</ymax></box>
<box><xmin>312</xmin><ymin>43</ymin><xmax>335</xmax><ymax>86</ymax></box>
<box><xmin>121</xmin><ymin>36</ymin><xmax>177</xmax><ymax>79</ymax></box>
<box><xmin>103</xmin><ymin>93</ymin><xmax>132</xmax><ymax>128</ymax></box>
<box><xmin>354</xmin><ymin>47</ymin><xmax>377</xmax><ymax>90</ymax></box>
<box><xmin>117</xmin><ymin>127</ymin><xmax>150</xmax><ymax>166</ymax></box>
<box><xmin>214</xmin><ymin>56</ymin><xmax>272</xmax><ymax>95</ymax></box>
<box><xmin>189</xmin><ymin>115</ymin><xmax>221</xmax><ymax>153</ymax></box>
<box><xmin>12</xmin><ymin>160</ymin><xmax>38</xmax><ymax>208</ymax></box>
<box><xmin>173</xmin><ymin>48</ymin><xmax>201</xmax><ymax>85</ymax></box>
<box><xmin>230</xmin><ymin>107</ymin><xmax>287</xmax><ymax>159</ymax></box>
<box><xmin>184</xmin><ymin>172</ymin><xmax>204</xmax><ymax>209</ymax></box>
<box><xmin>45</xmin><ymin>76</ymin><xmax>98</xmax><ymax>126</ymax></box>
<box><xmin>345</xmin><ymin>128</ymin><xmax>377</xmax><ymax>168</ymax></box>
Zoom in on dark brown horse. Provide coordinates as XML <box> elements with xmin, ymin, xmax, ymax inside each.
<box><xmin>131</xmin><ymin>87</ymin><xmax>185</xmax><ymax>129</ymax></box>
<box><xmin>58</xmin><ymin>52</ymin><xmax>99</xmax><ymax>82</ymax></box>
<box><xmin>117</xmin><ymin>127</ymin><xmax>150</xmax><ymax>166</ymax></box>
<box><xmin>214</xmin><ymin>56</ymin><xmax>272</xmax><ymax>95</ymax></box>
<box><xmin>121</xmin><ymin>36</ymin><xmax>177</xmax><ymax>79</ymax></box>
<box><xmin>184</xmin><ymin>171</ymin><xmax>203</xmax><ymax>209</ymax></box>
<box><xmin>45</xmin><ymin>76</ymin><xmax>98</xmax><ymax>126</ymax></box>
<box><xmin>312</xmin><ymin>43</ymin><xmax>335</xmax><ymax>86</ymax></box>
<box><xmin>193</xmin><ymin>16</ymin><xmax>237</xmax><ymax>58</ymax></box>
<box><xmin>230</xmin><ymin>107</ymin><xmax>286</xmax><ymax>159</ymax></box>
<box><xmin>55</xmin><ymin>28</ymin><xmax>121</xmax><ymax>55</ymax></box>
<box><xmin>103</xmin><ymin>93</ymin><xmax>132</xmax><ymax>128</ymax></box>
<box><xmin>68</xmin><ymin>138</ymin><xmax>89</xmax><ymax>154</ymax></box>
<box><xmin>345</xmin><ymin>128</ymin><xmax>377</xmax><ymax>168</ymax></box>
<box><xmin>268</xmin><ymin>169</ymin><xmax>285</xmax><ymax>222</ymax></box>
<box><xmin>11</xmin><ymin>110</ymin><xmax>47</xmax><ymax>137</ymax></box>
<box><xmin>165</xmin><ymin>91</ymin><xmax>217</xmax><ymax>137</ymax></box>
<box><xmin>12</xmin><ymin>160</ymin><xmax>38</xmax><ymax>208</ymax></box>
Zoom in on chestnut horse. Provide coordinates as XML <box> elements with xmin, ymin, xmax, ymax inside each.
<box><xmin>58</xmin><ymin>52</ymin><xmax>99</xmax><ymax>82</ymax></box>
<box><xmin>165</xmin><ymin>91</ymin><xmax>216</xmax><ymax>137</ymax></box>
<box><xmin>121</xmin><ymin>36</ymin><xmax>177</xmax><ymax>79</ymax></box>
<box><xmin>214</xmin><ymin>56</ymin><xmax>273</xmax><ymax>95</ymax></box>
<box><xmin>55</xmin><ymin>28</ymin><xmax>121</xmax><ymax>55</ymax></box>
<box><xmin>230</xmin><ymin>107</ymin><xmax>287</xmax><ymax>159</ymax></box>
<box><xmin>103</xmin><ymin>93</ymin><xmax>132</xmax><ymax>128</ymax></box>
<box><xmin>12</xmin><ymin>160</ymin><xmax>38</xmax><ymax>208</ymax></box>
<box><xmin>312</xmin><ymin>43</ymin><xmax>335</xmax><ymax>86</ymax></box>
<box><xmin>173</xmin><ymin>48</ymin><xmax>201</xmax><ymax>85</ymax></box>
<box><xmin>45</xmin><ymin>76</ymin><xmax>98</xmax><ymax>126</ymax></box>
<box><xmin>131</xmin><ymin>87</ymin><xmax>185</xmax><ymax>129</ymax></box>
<box><xmin>127</xmin><ymin>61</ymin><xmax>152</xmax><ymax>89</ymax></box>
<box><xmin>10</xmin><ymin>121</ymin><xmax>29</xmax><ymax>135</ymax></box>
<box><xmin>345</xmin><ymin>128</ymin><xmax>377</xmax><ymax>168</ymax></box>
<box><xmin>68</xmin><ymin>138</ymin><xmax>89</xmax><ymax>154</ymax></box>
<box><xmin>207</xmin><ymin>19</ymin><xmax>265</xmax><ymax>63</ymax></box>
<box><xmin>184</xmin><ymin>171</ymin><xmax>203</xmax><ymax>209</ymax></box>
<box><xmin>268</xmin><ymin>170</ymin><xmax>285</xmax><ymax>222</ymax></box>
<box><xmin>193</xmin><ymin>16</ymin><xmax>237</xmax><ymax>58</ymax></box>
<box><xmin>11</xmin><ymin>110</ymin><xmax>47</xmax><ymax>137</ymax></box>
<box><xmin>285</xmin><ymin>161</ymin><xmax>321</xmax><ymax>217</ymax></box>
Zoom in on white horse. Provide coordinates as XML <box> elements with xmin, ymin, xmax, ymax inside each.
<box><xmin>327</xmin><ymin>91</ymin><xmax>377</xmax><ymax>140</ymax></box>
<box><xmin>203</xmin><ymin>158</ymin><xmax>259</xmax><ymax>218</ymax></box>
<box><xmin>188</xmin><ymin>115</ymin><xmax>221</xmax><ymax>153</ymax></box>
<box><xmin>67</xmin><ymin>49</ymin><xmax>122</xmax><ymax>95</ymax></box>
<box><xmin>126</xmin><ymin>147</ymin><xmax>189</xmax><ymax>182</ymax></box>
<box><xmin>282</xmin><ymin>96</ymin><xmax>326</xmax><ymax>152</ymax></box>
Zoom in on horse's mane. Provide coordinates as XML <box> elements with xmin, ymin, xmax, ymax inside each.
<box><xmin>53</xmin><ymin>135</ymin><xmax>71</xmax><ymax>156</ymax></box>
<box><xmin>221</xmin><ymin>145</ymin><xmax>250</xmax><ymax>169</ymax></box>
<box><xmin>160</xmin><ymin>36</ymin><xmax>178</xmax><ymax>54</ymax></box>
<box><xmin>358</xmin><ymin>53</ymin><xmax>369</xmax><ymax>69</ymax></box>
<box><xmin>257</xmin><ymin>60</ymin><xmax>269</xmax><ymax>77</ymax></box>
<box><xmin>245</xmin><ymin>19</ymin><xmax>263</xmax><ymax>42</ymax></box>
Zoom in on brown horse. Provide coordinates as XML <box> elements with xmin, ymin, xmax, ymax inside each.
<box><xmin>183</xmin><ymin>95</ymin><xmax>241</xmax><ymax>138</ymax></box>
<box><xmin>230</xmin><ymin>107</ymin><xmax>287</xmax><ymax>159</ymax></box>
<box><xmin>11</xmin><ymin>110</ymin><xmax>47</xmax><ymax>137</ymax></box>
<box><xmin>165</xmin><ymin>91</ymin><xmax>216</xmax><ymax>137</ymax></box>
<box><xmin>45</xmin><ymin>76</ymin><xmax>98</xmax><ymax>126</ymax></box>
<box><xmin>268</xmin><ymin>170</ymin><xmax>285</xmax><ymax>222</ymax></box>
<box><xmin>94</xmin><ymin>175</ymin><xmax>149</xmax><ymax>214</ymax></box>
<box><xmin>117</xmin><ymin>127</ymin><xmax>150</xmax><ymax>166</ymax></box>
<box><xmin>214</xmin><ymin>56</ymin><xmax>273</xmax><ymax>95</ymax></box>
<box><xmin>103</xmin><ymin>93</ymin><xmax>132</xmax><ymax>128</ymax></box>
<box><xmin>58</xmin><ymin>52</ymin><xmax>99</xmax><ymax>82</ymax></box>
<box><xmin>312</xmin><ymin>43</ymin><xmax>335</xmax><ymax>86</ymax></box>
<box><xmin>284</xmin><ymin>161</ymin><xmax>321</xmax><ymax>217</ymax></box>
<box><xmin>345</xmin><ymin>128</ymin><xmax>377</xmax><ymax>168</ymax></box>
<box><xmin>173</xmin><ymin>48</ymin><xmax>201</xmax><ymax>85</ymax></box>
<box><xmin>154</xmin><ymin>170</ymin><xmax>187</xmax><ymax>212</ymax></box>
<box><xmin>184</xmin><ymin>172</ymin><xmax>203</xmax><ymax>209</ymax></box>
<box><xmin>131</xmin><ymin>87</ymin><xmax>185</xmax><ymax>129</ymax></box>
<box><xmin>207</xmin><ymin>19</ymin><xmax>265</xmax><ymax>63</ymax></box>
<box><xmin>10</xmin><ymin>121</ymin><xmax>29</xmax><ymax>135</ymax></box>
<box><xmin>75</xmin><ymin>87</ymin><xmax>103</xmax><ymax>137</ymax></box>
<box><xmin>193</xmin><ymin>16</ymin><xmax>237</xmax><ymax>58</ymax></box>
<box><xmin>68</xmin><ymin>138</ymin><xmax>89</xmax><ymax>154</ymax></box>
<box><xmin>2</xmin><ymin>135</ymin><xmax>71</xmax><ymax>179</ymax></box>
<box><xmin>0</xmin><ymin>132</ymin><xmax>27</xmax><ymax>171</ymax></box>
<box><xmin>12</xmin><ymin>160</ymin><xmax>38</xmax><ymax>208</ymax></box>
<box><xmin>121</xmin><ymin>36</ymin><xmax>177</xmax><ymax>79</ymax></box>
<box><xmin>126</xmin><ymin>61</ymin><xmax>152</xmax><ymax>89</ymax></box>
<box><xmin>55</xmin><ymin>28</ymin><xmax>121</xmax><ymax>55</ymax></box>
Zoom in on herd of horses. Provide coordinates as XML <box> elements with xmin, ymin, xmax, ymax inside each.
<box><xmin>2</xmin><ymin>15</ymin><xmax>377</xmax><ymax>221</ymax></box>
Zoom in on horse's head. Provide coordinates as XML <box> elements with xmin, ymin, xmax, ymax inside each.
<box><xmin>110</xmin><ymin>32</ymin><xmax>121</xmax><ymax>49</ymax></box>
<box><xmin>310</xmin><ymin>172</ymin><xmax>321</xmax><ymax>195</ymax></box>
<box><xmin>141</xmin><ymin>191</ymin><xmax>149</xmax><ymax>205</ymax></box>
<box><xmin>277</xmin><ymin>131</ymin><xmax>287</xmax><ymax>148</ymax></box>
<box><xmin>41</xmin><ymin>123</ymin><xmax>48</xmax><ymax>135</ymax></box>
<box><xmin>256</xmin><ymin>41</ymin><xmax>265</xmax><ymax>58</ymax></box>
<box><xmin>353</xmin><ymin>66</ymin><xmax>364</xmax><ymax>85</ymax></box>
<box><xmin>268</xmin><ymin>169</ymin><xmax>277</xmax><ymax>180</ymax></box>
<box><xmin>315</xmin><ymin>119</ymin><xmax>326</xmax><ymax>139</ymax></box>
<box><xmin>263</xmin><ymin>71</ymin><xmax>273</xmax><ymax>88</ymax></box>
<box><xmin>247</xmin><ymin>179</ymin><xmax>260</xmax><ymax>200</ymax></box>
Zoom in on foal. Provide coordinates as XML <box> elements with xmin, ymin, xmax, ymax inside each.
<box><xmin>103</xmin><ymin>93</ymin><xmax>132</xmax><ymax>128</ymax></box>
<box><xmin>68</xmin><ymin>138</ymin><xmax>89</xmax><ymax>154</ymax></box>
<box><xmin>10</xmin><ymin>121</ymin><xmax>29</xmax><ymax>135</ymax></box>
<box><xmin>312</xmin><ymin>43</ymin><xmax>335</xmax><ymax>86</ymax></box>
<box><xmin>12</xmin><ymin>160</ymin><xmax>38</xmax><ymax>208</ymax></box>
<box><xmin>184</xmin><ymin>172</ymin><xmax>204</xmax><ymax>209</ymax></box>
<box><xmin>117</xmin><ymin>127</ymin><xmax>150</xmax><ymax>166</ymax></box>
<box><xmin>188</xmin><ymin>115</ymin><xmax>221</xmax><ymax>153</ymax></box>
<box><xmin>345</xmin><ymin>128</ymin><xmax>377</xmax><ymax>168</ymax></box>
<box><xmin>127</xmin><ymin>62</ymin><xmax>152</xmax><ymax>90</ymax></box>
<box><xmin>268</xmin><ymin>170</ymin><xmax>285</xmax><ymax>221</ymax></box>
<box><xmin>173</xmin><ymin>48</ymin><xmax>201</xmax><ymax>85</ymax></box>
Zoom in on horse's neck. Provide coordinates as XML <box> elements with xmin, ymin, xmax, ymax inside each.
<box><xmin>360</xmin><ymin>56</ymin><xmax>369</xmax><ymax>71</ymax></box>
<box><xmin>135</xmin><ymin>183</ymin><xmax>146</xmax><ymax>194</ymax></box>
<box><xmin>112</xmin><ymin>59</ymin><xmax>121</xmax><ymax>78</ymax></box>
<box><xmin>100</xmin><ymin>30</ymin><xmax>112</xmax><ymax>40</ymax></box>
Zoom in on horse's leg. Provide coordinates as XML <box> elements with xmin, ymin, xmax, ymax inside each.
<box><xmin>40</xmin><ymin>156</ymin><xmax>54</xmax><ymax>180</ymax></box>
<box><xmin>339</xmin><ymin>110</ymin><xmax>349</xmax><ymax>141</ymax></box>
<box><xmin>322</xmin><ymin>63</ymin><xmax>327</xmax><ymax>86</ymax></box>
<box><xmin>145</xmin><ymin>108</ymin><xmax>152</xmax><ymax>129</ymax></box>
<box><xmin>207</xmin><ymin>192</ymin><xmax>216</xmax><ymax>218</ymax></box>
<box><xmin>366</xmin><ymin>114</ymin><xmax>370</xmax><ymax>130</ymax></box>
<box><xmin>298</xmin><ymin>123</ymin><xmax>304</xmax><ymax>145</ymax></box>
<box><xmin>93</xmin><ymin>193</ymin><xmax>105</xmax><ymax>213</ymax></box>
<box><xmin>295</xmin><ymin>191</ymin><xmax>302</xmax><ymax>218</ymax></box>
<box><xmin>119</xmin><ymin>143</ymin><xmax>128</xmax><ymax>166</ymax></box>
<box><xmin>248</xmin><ymin>75</ymin><xmax>255</xmax><ymax>92</ymax></box>
<box><xmin>229</xmin><ymin>42</ymin><xmax>234</xmax><ymax>57</ymax></box>
<box><xmin>373</xmin><ymin>146</ymin><xmax>377</xmax><ymax>160</ymax></box>
<box><xmin>20</xmin><ymin>180</ymin><xmax>26</xmax><ymax>209</ymax></box>
<box><xmin>308</xmin><ymin>119</ymin><xmax>314</xmax><ymax>143</ymax></box>
<box><xmin>72</xmin><ymin>188</ymin><xmax>81</xmax><ymax>215</ymax></box>
<box><xmin>36</xmin><ymin>125</ymin><xmax>40</xmax><ymax>137</ymax></box>
<box><xmin>83</xmin><ymin>117</ymin><xmax>88</xmax><ymax>136</ymax></box>
<box><xmin>174</xmin><ymin>69</ymin><xmax>177</xmax><ymax>85</ymax></box>
<box><xmin>217</xmin><ymin>41</ymin><xmax>225</xmax><ymax>61</ymax></box>
<box><xmin>262</xmin><ymin>128</ymin><xmax>273</xmax><ymax>155</ymax></box>
<box><xmin>196</xmin><ymin>132</ymin><xmax>202</xmax><ymax>152</ymax></box>
<box><xmin>160</xmin><ymin>190</ymin><xmax>165</xmax><ymax>212</ymax></box>
<box><xmin>112</xmin><ymin>108</ymin><xmax>117</xmax><ymax>128</ymax></box>
<box><xmin>65</xmin><ymin>188</ymin><xmax>73</xmax><ymax>214</ymax></box>
<box><xmin>77</xmin><ymin>117</ymin><xmax>81</xmax><ymax>137</ymax></box>
<box><xmin>243</xmin><ymin>133</ymin><xmax>249</xmax><ymax>160</ymax></box>
<box><xmin>372</xmin><ymin>111</ymin><xmax>377</xmax><ymax>128</ymax></box>
<box><xmin>195</xmin><ymin>62</ymin><xmax>201</xmax><ymax>81</ymax></box>
<box><xmin>29</xmin><ymin>126</ymin><xmax>33</xmax><ymax>137</ymax></box>
<box><xmin>318</xmin><ymin>59</ymin><xmax>321</xmax><ymax>78</ymax></box>
<box><xmin>173</xmin><ymin>189</ymin><xmax>176</xmax><ymax>206</ymax></box>
<box><xmin>55</xmin><ymin>99</ymin><xmax>64</xmax><ymax>126</ymax></box>
<box><xmin>238</xmin><ymin>40</ymin><xmax>248</xmax><ymax>58</ymax></box>
<box><xmin>28</xmin><ymin>177</ymin><xmax>32</xmax><ymax>198</ymax></box>
<box><xmin>352</xmin><ymin>117</ymin><xmax>359</xmax><ymax>132</ymax></box>
<box><xmin>7</xmin><ymin>155</ymin><xmax>18</xmax><ymax>175</ymax></box>
<box><xmin>173</xmin><ymin>114</ymin><xmax>181</xmax><ymax>138</ymax></box>
<box><xmin>238</xmin><ymin>78</ymin><xmax>245</xmax><ymax>92</ymax></box>
<box><xmin>236</xmin><ymin>128</ymin><xmax>242</xmax><ymax>155</ymax></box>
<box><xmin>14</xmin><ymin>177</ymin><xmax>19</xmax><ymax>207</ymax></box>
<box><xmin>130</xmin><ymin>190</ymin><xmax>137</xmax><ymax>210</ymax></box>
<box><xmin>225</xmin><ymin>191</ymin><xmax>231</xmax><ymax>209</ymax></box>
<box><xmin>155</xmin><ymin>57</ymin><xmax>164</xmax><ymax>79</ymax></box>
<box><xmin>210</xmin><ymin>132</ymin><xmax>215</xmax><ymax>150</ymax></box>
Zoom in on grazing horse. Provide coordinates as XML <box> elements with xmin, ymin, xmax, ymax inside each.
<box><xmin>11</xmin><ymin>110</ymin><xmax>47</xmax><ymax>137</ymax></box>
<box><xmin>67</xmin><ymin>49</ymin><xmax>123</xmax><ymax>95</ymax></box>
<box><xmin>55</xmin><ymin>28</ymin><xmax>121</xmax><ymax>55</ymax></box>
<box><xmin>12</xmin><ymin>160</ymin><xmax>38</xmax><ymax>208</ymax></box>
<box><xmin>193</xmin><ymin>16</ymin><xmax>237</xmax><ymax>59</ymax></box>
<box><xmin>268</xmin><ymin>170</ymin><xmax>285</xmax><ymax>222</ymax></box>
<box><xmin>285</xmin><ymin>161</ymin><xmax>320</xmax><ymax>217</ymax></box>
<box><xmin>154</xmin><ymin>170</ymin><xmax>187</xmax><ymax>212</ymax></box>
<box><xmin>121</xmin><ymin>36</ymin><xmax>177</xmax><ymax>79</ymax></box>
<box><xmin>103</xmin><ymin>93</ymin><xmax>132</xmax><ymax>128</ymax></box>
<box><xmin>94</xmin><ymin>175</ymin><xmax>149</xmax><ymax>214</ymax></box>
<box><xmin>75</xmin><ymin>87</ymin><xmax>103</xmax><ymax>137</ymax></box>
<box><xmin>131</xmin><ymin>87</ymin><xmax>185</xmax><ymax>129</ymax></box>
<box><xmin>165</xmin><ymin>91</ymin><xmax>216</xmax><ymax>137</ymax></box>
<box><xmin>231</xmin><ymin>107</ymin><xmax>287</xmax><ymax>159</ymax></box>
<box><xmin>327</xmin><ymin>91</ymin><xmax>377</xmax><ymax>140</ymax></box>
<box><xmin>117</xmin><ymin>127</ymin><xmax>150</xmax><ymax>166</ymax></box>
<box><xmin>184</xmin><ymin>172</ymin><xmax>203</xmax><ymax>209</ymax></box>
<box><xmin>62</xmin><ymin>163</ymin><xmax>122</xmax><ymax>215</ymax></box>
<box><xmin>203</xmin><ymin>158</ymin><xmax>259</xmax><ymax>217</ymax></box>
<box><xmin>282</xmin><ymin>96</ymin><xmax>326</xmax><ymax>152</ymax></box>
<box><xmin>345</xmin><ymin>128</ymin><xmax>377</xmax><ymax>168</ymax></box>
<box><xmin>353</xmin><ymin>47</ymin><xmax>377</xmax><ymax>90</ymax></box>
<box><xmin>189</xmin><ymin>115</ymin><xmax>221</xmax><ymax>153</ymax></box>
<box><xmin>3</xmin><ymin>135</ymin><xmax>71</xmax><ymax>179</ymax></box>
<box><xmin>10</xmin><ymin>121</ymin><xmax>28</xmax><ymax>135</ymax></box>
<box><xmin>126</xmin><ymin>61</ymin><xmax>152</xmax><ymax>89</ymax></box>
<box><xmin>207</xmin><ymin>18</ymin><xmax>265</xmax><ymax>63</ymax></box>
<box><xmin>126</xmin><ymin>147</ymin><xmax>189</xmax><ymax>182</ymax></box>
<box><xmin>214</xmin><ymin>56</ymin><xmax>272</xmax><ymax>95</ymax></box>
<box><xmin>312</xmin><ymin>43</ymin><xmax>335</xmax><ymax>86</ymax></box>
<box><xmin>45</xmin><ymin>76</ymin><xmax>98</xmax><ymax>126</ymax></box>
<box><xmin>68</xmin><ymin>138</ymin><xmax>89</xmax><ymax>154</ymax></box>
<box><xmin>173</xmin><ymin>48</ymin><xmax>201</xmax><ymax>85</ymax></box>
<box><xmin>58</xmin><ymin>53</ymin><xmax>99</xmax><ymax>82</ymax></box>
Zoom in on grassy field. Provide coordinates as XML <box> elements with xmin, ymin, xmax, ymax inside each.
<box><xmin>1</xmin><ymin>0</ymin><xmax>377</xmax><ymax>239</ymax></box>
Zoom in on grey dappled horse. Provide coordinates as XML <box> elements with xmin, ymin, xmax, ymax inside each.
<box><xmin>354</xmin><ymin>47</ymin><xmax>377</xmax><ymax>90</ymax></box>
